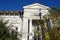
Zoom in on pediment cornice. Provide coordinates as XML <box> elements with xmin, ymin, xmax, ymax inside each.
<box><xmin>23</xmin><ymin>3</ymin><xmax>50</xmax><ymax>10</ymax></box>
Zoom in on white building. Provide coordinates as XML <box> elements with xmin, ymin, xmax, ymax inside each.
<box><xmin>0</xmin><ymin>3</ymin><xmax>50</xmax><ymax>40</ymax></box>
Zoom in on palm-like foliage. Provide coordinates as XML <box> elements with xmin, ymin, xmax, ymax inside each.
<box><xmin>0</xmin><ymin>19</ymin><xmax>19</xmax><ymax>40</ymax></box>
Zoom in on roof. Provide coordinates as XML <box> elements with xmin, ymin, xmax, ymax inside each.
<box><xmin>0</xmin><ymin>11</ymin><xmax>19</xmax><ymax>13</ymax></box>
<box><xmin>23</xmin><ymin>3</ymin><xmax>50</xmax><ymax>9</ymax></box>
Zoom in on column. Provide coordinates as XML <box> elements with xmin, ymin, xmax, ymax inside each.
<box><xmin>29</xmin><ymin>19</ymin><xmax>32</xmax><ymax>34</ymax></box>
<box><xmin>39</xmin><ymin>26</ymin><xmax>42</xmax><ymax>40</ymax></box>
<box><xmin>22</xmin><ymin>18</ymin><xmax>28</xmax><ymax>40</ymax></box>
<box><xmin>29</xmin><ymin>19</ymin><xmax>33</xmax><ymax>40</ymax></box>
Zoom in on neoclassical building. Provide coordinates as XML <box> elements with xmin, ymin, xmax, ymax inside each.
<box><xmin>0</xmin><ymin>3</ymin><xmax>50</xmax><ymax>40</ymax></box>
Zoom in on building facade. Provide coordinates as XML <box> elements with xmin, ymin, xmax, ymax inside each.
<box><xmin>0</xmin><ymin>3</ymin><xmax>50</xmax><ymax>40</ymax></box>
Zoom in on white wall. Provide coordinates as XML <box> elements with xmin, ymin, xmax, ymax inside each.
<box><xmin>0</xmin><ymin>15</ymin><xmax>22</xmax><ymax>33</ymax></box>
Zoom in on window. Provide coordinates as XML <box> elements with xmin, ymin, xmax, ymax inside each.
<box><xmin>16</xmin><ymin>27</ymin><xmax>18</xmax><ymax>31</ymax></box>
<box><xmin>5</xmin><ymin>13</ymin><xmax>9</xmax><ymax>15</ymax></box>
<box><xmin>15</xmin><ymin>13</ymin><xmax>19</xmax><ymax>15</ymax></box>
<box><xmin>39</xmin><ymin>13</ymin><xmax>41</xmax><ymax>16</ymax></box>
<box><xmin>10</xmin><ymin>13</ymin><xmax>14</xmax><ymax>15</ymax></box>
<box><xmin>39</xmin><ymin>13</ymin><xmax>41</xmax><ymax>19</ymax></box>
<box><xmin>0</xmin><ymin>13</ymin><xmax>4</xmax><ymax>15</ymax></box>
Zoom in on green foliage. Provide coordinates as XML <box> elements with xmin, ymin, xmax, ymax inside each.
<box><xmin>0</xmin><ymin>19</ymin><xmax>19</xmax><ymax>40</ymax></box>
<box><xmin>43</xmin><ymin>7</ymin><xmax>60</xmax><ymax>40</ymax></box>
<box><xmin>34</xmin><ymin>7</ymin><xmax>60</xmax><ymax>40</ymax></box>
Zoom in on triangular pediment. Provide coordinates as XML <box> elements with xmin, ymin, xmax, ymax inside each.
<box><xmin>23</xmin><ymin>3</ymin><xmax>50</xmax><ymax>9</ymax></box>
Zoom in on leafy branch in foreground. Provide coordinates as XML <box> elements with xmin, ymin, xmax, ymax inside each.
<box><xmin>0</xmin><ymin>19</ymin><xmax>19</xmax><ymax>40</ymax></box>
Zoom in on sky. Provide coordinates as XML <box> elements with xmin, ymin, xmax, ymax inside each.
<box><xmin>0</xmin><ymin>0</ymin><xmax>60</xmax><ymax>11</ymax></box>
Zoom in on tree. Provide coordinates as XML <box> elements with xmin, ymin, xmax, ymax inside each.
<box><xmin>0</xmin><ymin>19</ymin><xmax>19</xmax><ymax>40</ymax></box>
<box><xmin>34</xmin><ymin>7</ymin><xmax>60</xmax><ymax>40</ymax></box>
<box><xmin>33</xmin><ymin>7</ymin><xmax>60</xmax><ymax>40</ymax></box>
<box><xmin>46</xmin><ymin>7</ymin><xmax>60</xmax><ymax>40</ymax></box>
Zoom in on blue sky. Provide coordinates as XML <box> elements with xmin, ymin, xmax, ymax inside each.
<box><xmin>0</xmin><ymin>0</ymin><xmax>60</xmax><ymax>10</ymax></box>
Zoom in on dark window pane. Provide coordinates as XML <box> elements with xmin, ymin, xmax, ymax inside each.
<box><xmin>0</xmin><ymin>13</ymin><xmax>4</xmax><ymax>15</ymax></box>
<box><xmin>39</xmin><ymin>13</ymin><xmax>41</xmax><ymax>19</ymax></box>
<box><xmin>5</xmin><ymin>13</ymin><xmax>9</xmax><ymax>15</ymax></box>
<box><xmin>10</xmin><ymin>13</ymin><xmax>14</xmax><ymax>15</ymax></box>
<box><xmin>15</xmin><ymin>13</ymin><xmax>19</xmax><ymax>15</ymax></box>
<box><xmin>16</xmin><ymin>27</ymin><xmax>18</xmax><ymax>30</ymax></box>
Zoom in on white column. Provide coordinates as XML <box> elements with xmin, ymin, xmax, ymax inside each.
<box><xmin>39</xmin><ymin>26</ymin><xmax>42</xmax><ymax>40</ymax></box>
<box><xmin>29</xmin><ymin>19</ymin><xmax>33</xmax><ymax>40</ymax></box>
<box><xmin>22</xmin><ymin>18</ymin><xmax>28</xmax><ymax>40</ymax></box>
<box><xmin>29</xmin><ymin>19</ymin><xmax>32</xmax><ymax>33</ymax></box>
